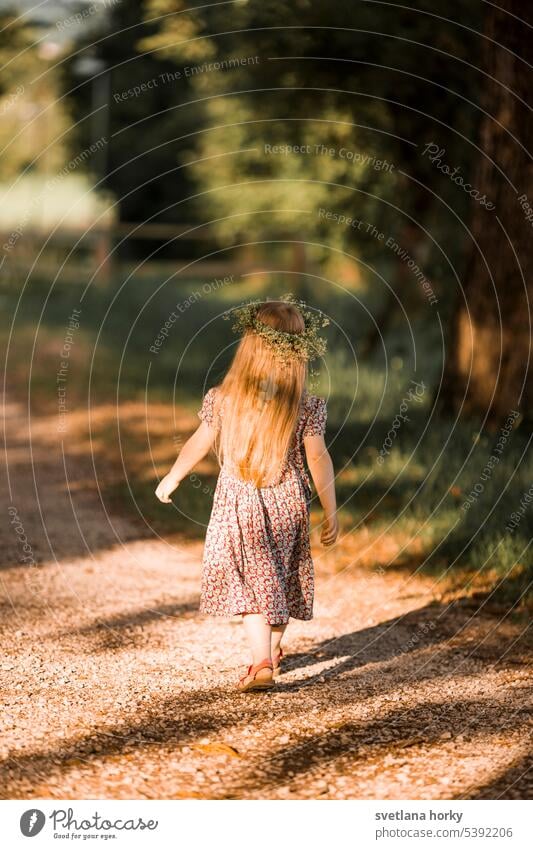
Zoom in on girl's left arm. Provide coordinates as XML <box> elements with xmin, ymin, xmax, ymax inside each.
<box><xmin>155</xmin><ymin>422</ymin><xmax>216</xmax><ymax>503</ymax></box>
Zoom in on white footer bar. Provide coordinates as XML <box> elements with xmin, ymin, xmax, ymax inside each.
<box><xmin>2</xmin><ymin>799</ymin><xmax>531</xmax><ymax>849</ymax></box>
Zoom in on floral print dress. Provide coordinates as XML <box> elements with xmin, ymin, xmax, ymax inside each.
<box><xmin>197</xmin><ymin>388</ymin><xmax>327</xmax><ymax>624</ymax></box>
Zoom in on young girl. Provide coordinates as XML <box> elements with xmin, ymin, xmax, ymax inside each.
<box><xmin>155</xmin><ymin>298</ymin><xmax>338</xmax><ymax>692</ymax></box>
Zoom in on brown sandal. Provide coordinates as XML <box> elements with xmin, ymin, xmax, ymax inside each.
<box><xmin>238</xmin><ymin>658</ymin><xmax>275</xmax><ymax>692</ymax></box>
<box><xmin>273</xmin><ymin>647</ymin><xmax>284</xmax><ymax>678</ymax></box>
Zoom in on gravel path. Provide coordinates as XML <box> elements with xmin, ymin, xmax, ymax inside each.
<box><xmin>1</xmin><ymin>398</ymin><xmax>531</xmax><ymax>800</ymax></box>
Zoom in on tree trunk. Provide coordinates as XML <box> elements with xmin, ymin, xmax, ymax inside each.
<box><xmin>439</xmin><ymin>0</ymin><xmax>533</xmax><ymax>423</ymax></box>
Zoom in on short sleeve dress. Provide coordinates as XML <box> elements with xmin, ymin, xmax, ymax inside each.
<box><xmin>197</xmin><ymin>387</ymin><xmax>327</xmax><ymax>624</ymax></box>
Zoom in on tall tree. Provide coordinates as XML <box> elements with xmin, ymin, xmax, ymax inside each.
<box><xmin>62</xmin><ymin>0</ymin><xmax>205</xmax><ymax>238</ymax></box>
<box><xmin>439</xmin><ymin>0</ymin><xmax>533</xmax><ymax>422</ymax></box>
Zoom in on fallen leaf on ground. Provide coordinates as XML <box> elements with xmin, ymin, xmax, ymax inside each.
<box><xmin>192</xmin><ymin>742</ymin><xmax>242</xmax><ymax>758</ymax></box>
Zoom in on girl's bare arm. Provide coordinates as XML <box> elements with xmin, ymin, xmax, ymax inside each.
<box><xmin>304</xmin><ymin>434</ymin><xmax>338</xmax><ymax>545</ymax></box>
<box><xmin>155</xmin><ymin>422</ymin><xmax>216</xmax><ymax>503</ymax></box>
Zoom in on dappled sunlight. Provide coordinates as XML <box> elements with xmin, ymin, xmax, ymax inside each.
<box><xmin>314</xmin><ymin>521</ymin><xmax>431</xmax><ymax>576</ymax></box>
<box><xmin>2</xmin><ymin>610</ymin><xmax>530</xmax><ymax>799</ymax></box>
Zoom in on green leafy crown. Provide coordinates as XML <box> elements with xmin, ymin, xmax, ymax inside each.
<box><xmin>224</xmin><ymin>293</ymin><xmax>329</xmax><ymax>362</ymax></box>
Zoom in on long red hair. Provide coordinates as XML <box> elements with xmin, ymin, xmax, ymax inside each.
<box><xmin>215</xmin><ymin>301</ymin><xmax>307</xmax><ymax>486</ymax></box>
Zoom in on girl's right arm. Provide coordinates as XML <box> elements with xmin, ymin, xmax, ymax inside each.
<box><xmin>155</xmin><ymin>421</ymin><xmax>216</xmax><ymax>503</ymax></box>
<box><xmin>304</xmin><ymin>433</ymin><xmax>339</xmax><ymax>546</ymax></box>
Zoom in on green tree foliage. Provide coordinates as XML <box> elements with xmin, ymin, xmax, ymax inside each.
<box><xmin>61</xmin><ymin>0</ymin><xmax>206</xmax><ymax>234</ymax></box>
<box><xmin>140</xmin><ymin>0</ymin><xmax>484</xmax><ymax>269</ymax></box>
<box><xmin>60</xmin><ymin>0</ymin><xmax>489</xmax><ymax>288</ymax></box>
<box><xmin>0</xmin><ymin>10</ymin><xmax>64</xmax><ymax>181</ymax></box>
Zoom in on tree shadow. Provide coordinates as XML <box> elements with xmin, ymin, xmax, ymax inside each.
<box><xmin>456</xmin><ymin>752</ymin><xmax>532</xmax><ymax>800</ymax></box>
<box><xmin>63</xmin><ymin>597</ymin><xmax>200</xmax><ymax>651</ymax></box>
<box><xmin>2</xmin><ymin>599</ymin><xmax>530</xmax><ymax>799</ymax></box>
<box><xmin>278</xmin><ymin>600</ymin><xmax>475</xmax><ymax>687</ymax></box>
<box><xmin>0</xmin><ymin>682</ymin><xmax>243</xmax><ymax>799</ymax></box>
<box><xmin>1</xmin><ymin>395</ymin><xmax>211</xmax><ymax>570</ymax></box>
<box><xmin>227</xmin><ymin>695</ymin><xmax>532</xmax><ymax>799</ymax></box>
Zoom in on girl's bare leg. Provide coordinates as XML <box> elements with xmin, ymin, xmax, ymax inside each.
<box><xmin>271</xmin><ymin>623</ymin><xmax>287</xmax><ymax>658</ymax></box>
<box><xmin>242</xmin><ymin>613</ymin><xmax>272</xmax><ymax>666</ymax></box>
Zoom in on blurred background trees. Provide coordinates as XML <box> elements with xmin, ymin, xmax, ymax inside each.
<box><xmin>62</xmin><ymin>0</ymin><xmax>484</xmax><ymax>275</ymax></box>
<box><xmin>0</xmin><ymin>8</ymin><xmax>68</xmax><ymax>181</ymax></box>
<box><xmin>57</xmin><ymin>0</ymin><xmax>533</xmax><ymax>421</ymax></box>
<box><xmin>61</xmin><ymin>0</ymin><xmax>205</xmax><ymax>255</ymax></box>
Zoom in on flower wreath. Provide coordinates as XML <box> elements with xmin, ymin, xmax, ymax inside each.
<box><xmin>224</xmin><ymin>293</ymin><xmax>329</xmax><ymax>363</ymax></box>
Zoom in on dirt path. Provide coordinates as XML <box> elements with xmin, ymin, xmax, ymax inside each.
<box><xmin>1</xmin><ymin>398</ymin><xmax>531</xmax><ymax>800</ymax></box>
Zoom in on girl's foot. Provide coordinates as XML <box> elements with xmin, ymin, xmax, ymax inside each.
<box><xmin>273</xmin><ymin>647</ymin><xmax>284</xmax><ymax>678</ymax></box>
<box><xmin>237</xmin><ymin>658</ymin><xmax>275</xmax><ymax>692</ymax></box>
